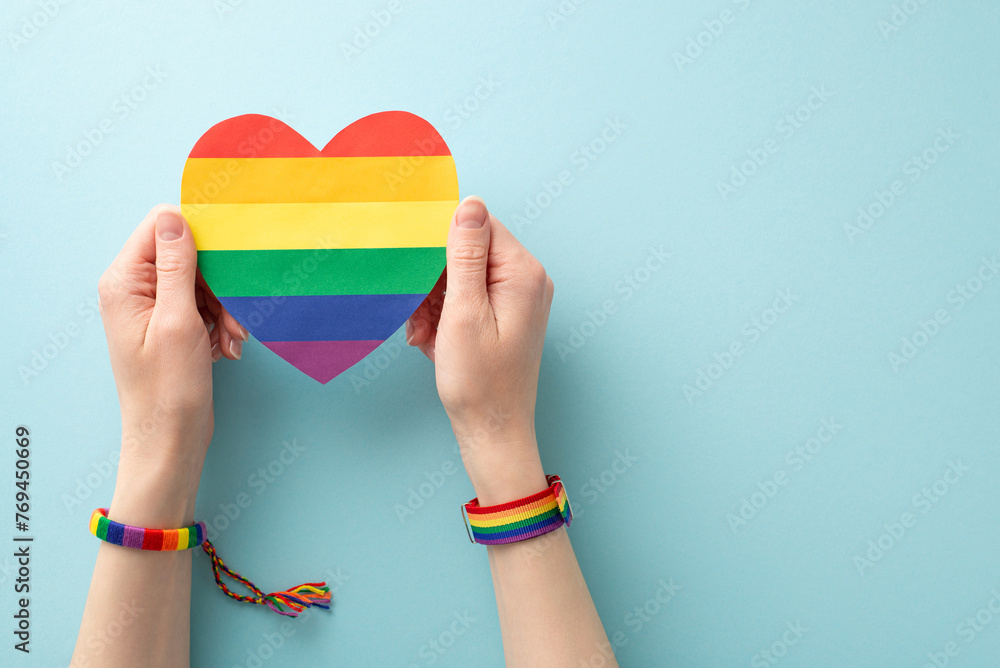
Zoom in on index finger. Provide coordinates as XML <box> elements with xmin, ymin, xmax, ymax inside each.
<box><xmin>196</xmin><ymin>268</ymin><xmax>249</xmax><ymax>344</ymax></box>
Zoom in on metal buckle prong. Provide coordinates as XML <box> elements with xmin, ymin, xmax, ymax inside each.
<box><xmin>460</xmin><ymin>504</ymin><xmax>476</xmax><ymax>544</ymax></box>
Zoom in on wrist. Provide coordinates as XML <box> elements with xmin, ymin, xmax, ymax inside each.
<box><xmin>467</xmin><ymin>456</ymin><xmax>548</xmax><ymax>506</ymax></box>
<box><xmin>455</xmin><ymin>422</ymin><xmax>548</xmax><ymax>506</ymax></box>
<box><xmin>119</xmin><ymin>402</ymin><xmax>212</xmax><ymax>461</ymax></box>
<box><xmin>110</xmin><ymin>450</ymin><xmax>204</xmax><ymax>527</ymax></box>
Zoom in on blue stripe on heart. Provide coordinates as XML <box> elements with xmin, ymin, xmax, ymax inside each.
<box><xmin>218</xmin><ymin>294</ymin><xmax>427</xmax><ymax>342</ymax></box>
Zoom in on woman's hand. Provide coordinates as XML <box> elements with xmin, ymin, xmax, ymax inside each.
<box><xmin>98</xmin><ymin>204</ymin><xmax>245</xmax><ymax>524</ymax></box>
<box><xmin>406</xmin><ymin>196</ymin><xmax>554</xmax><ymax>504</ymax></box>
<box><xmin>72</xmin><ymin>204</ymin><xmax>249</xmax><ymax>668</ymax></box>
<box><xmin>407</xmin><ymin>199</ymin><xmax>617</xmax><ymax>667</ymax></box>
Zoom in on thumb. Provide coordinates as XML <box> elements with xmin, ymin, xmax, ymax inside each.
<box><xmin>153</xmin><ymin>208</ymin><xmax>198</xmax><ymax>316</ymax></box>
<box><xmin>445</xmin><ymin>196</ymin><xmax>491</xmax><ymax>312</ymax></box>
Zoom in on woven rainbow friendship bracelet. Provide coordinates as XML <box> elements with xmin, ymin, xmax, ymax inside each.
<box><xmin>88</xmin><ymin>508</ymin><xmax>330</xmax><ymax>618</ymax></box>
<box><xmin>462</xmin><ymin>475</ymin><xmax>573</xmax><ymax>545</ymax></box>
<box><xmin>89</xmin><ymin>508</ymin><xmax>206</xmax><ymax>550</ymax></box>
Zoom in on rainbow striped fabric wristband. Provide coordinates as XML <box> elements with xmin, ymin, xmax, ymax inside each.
<box><xmin>88</xmin><ymin>508</ymin><xmax>330</xmax><ymax>617</ymax></box>
<box><xmin>462</xmin><ymin>475</ymin><xmax>573</xmax><ymax>545</ymax></box>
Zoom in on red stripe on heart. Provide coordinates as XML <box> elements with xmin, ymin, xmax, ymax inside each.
<box><xmin>188</xmin><ymin>111</ymin><xmax>451</xmax><ymax>159</ymax></box>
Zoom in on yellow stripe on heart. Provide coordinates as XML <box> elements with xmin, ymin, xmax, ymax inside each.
<box><xmin>182</xmin><ymin>201</ymin><xmax>455</xmax><ymax>250</ymax></box>
<box><xmin>181</xmin><ymin>156</ymin><xmax>458</xmax><ymax>204</ymax></box>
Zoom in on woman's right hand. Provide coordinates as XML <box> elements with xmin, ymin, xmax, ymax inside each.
<box><xmin>97</xmin><ymin>205</ymin><xmax>247</xmax><ymax>525</ymax></box>
<box><xmin>406</xmin><ymin>196</ymin><xmax>555</xmax><ymax>504</ymax></box>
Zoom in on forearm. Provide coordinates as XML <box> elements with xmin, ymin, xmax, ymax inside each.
<box><xmin>463</xmin><ymin>432</ymin><xmax>617</xmax><ymax>668</ymax></box>
<box><xmin>488</xmin><ymin>529</ymin><xmax>615</xmax><ymax>667</ymax></box>
<box><xmin>71</xmin><ymin>449</ymin><xmax>203</xmax><ymax>668</ymax></box>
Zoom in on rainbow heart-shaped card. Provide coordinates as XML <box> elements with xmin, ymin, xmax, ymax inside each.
<box><xmin>181</xmin><ymin>112</ymin><xmax>458</xmax><ymax>383</ymax></box>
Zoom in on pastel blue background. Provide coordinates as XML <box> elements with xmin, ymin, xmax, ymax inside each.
<box><xmin>3</xmin><ymin>1</ymin><xmax>999</xmax><ymax>666</ymax></box>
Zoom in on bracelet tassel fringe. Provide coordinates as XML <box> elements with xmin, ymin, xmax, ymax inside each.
<box><xmin>201</xmin><ymin>540</ymin><xmax>332</xmax><ymax>617</ymax></box>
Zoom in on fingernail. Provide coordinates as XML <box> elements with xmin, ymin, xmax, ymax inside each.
<box><xmin>405</xmin><ymin>319</ymin><xmax>414</xmax><ymax>344</ymax></box>
<box><xmin>229</xmin><ymin>338</ymin><xmax>243</xmax><ymax>360</ymax></box>
<box><xmin>211</xmin><ymin>342</ymin><xmax>221</xmax><ymax>362</ymax></box>
<box><xmin>239</xmin><ymin>324</ymin><xmax>249</xmax><ymax>341</ymax></box>
<box><xmin>456</xmin><ymin>196</ymin><xmax>488</xmax><ymax>229</ymax></box>
<box><xmin>156</xmin><ymin>210</ymin><xmax>184</xmax><ymax>241</ymax></box>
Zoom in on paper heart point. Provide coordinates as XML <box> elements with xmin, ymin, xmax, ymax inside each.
<box><xmin>181</xmin><ymin>112</ymin><xmax>458</xmax><ymax>383</ymax></box>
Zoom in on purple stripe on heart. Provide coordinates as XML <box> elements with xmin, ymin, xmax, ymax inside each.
<box><xmin>261</xmin><ymin>340</ymin><xmax>385</xmax><ymax>384</ymax></box>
